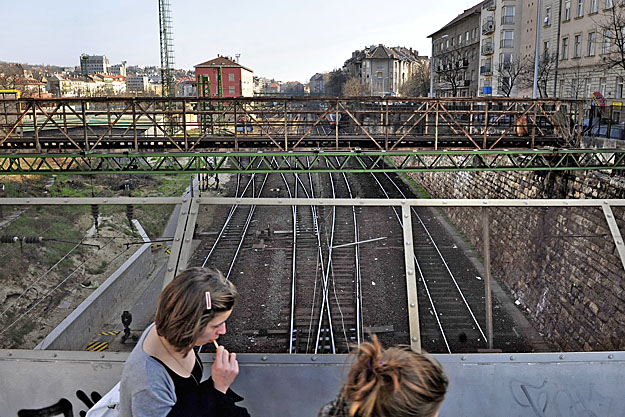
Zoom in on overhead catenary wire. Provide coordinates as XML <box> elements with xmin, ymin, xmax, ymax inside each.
<box><xmin>0</xmin><ymin>238</ymin><xmax>124</xmax><ymax>338</ymax></box>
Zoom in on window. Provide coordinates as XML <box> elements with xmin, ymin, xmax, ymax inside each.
<box><xmin>602</xmin><ymin>29</ymin><xmax>611</xmax><ymax>54</ymax></box>
<box><xmin>617</xmin><ymin>76</ymin><xmax>624</xmax><ymax>99</ymax></box>
<box><xmin>564</xmin><ymin>0</ymin><xmax>571</xmax><ymax>20</ymax></box>
<box><xmin>228</xmin><ymin>86</ymin><xmax>235</xmax><ymax>94</ymax></box>
<box><xmin>544</xmin><ymin>41</ymin><xmax>551</xmax><ymax>56</ymax></box>
<box><xmin>574</xmin><ymin>34</ymin><xmax>582</xmax><ymax>57</ymax></box>
<box><xmin>588</xmin><ymin>32</ymin><xmax>596</xmax><ymax>55</ymax></box>
<box><xmin>606</xmin><ymin>0</ymin><xmax>614</xmax><ymax>8</ymax></box>
<box><xmin>445</xmin><ymin>39</ymin><xmax>449</xmax><ymax>48</ymax></box>
<box><xmin>577</xmin><ymin>0</ymin><xmax>584</xmax><ymax>16</ymax></box>
<box><xmin>228</xmin><ymin>73</ymin><xmax>235</xmax><ymax>82</ymax></box>
<box><xmin>377</xmin><ymin>71</ymin><xmax>383</xmax><ymax>78</ymax></box>
<box><xmin>501</xmin><ymin>30</ymin><xmax>514</xmax><ymax>48</ymax></box>
<box><xmin>502</xmin><ymin>6</ymin><xmax>515</xmax><ymax>24</ymax></box>
<box><xmin>600</xmin><ymin>77</ymin><xmax>606</xmax><ymax>95</ymax></box>
<box><xmin>466</xmin><ymin>31</ymin><xmax>470</xmax><ymax>41</ymax></box>
<box><xmin>500</xmin><ymin>53</ymin><xmax>513</xmax><ymax>67</ymax></box>
<box><xmin>545</xmin><ymin>7</ymin><xmax>552</xmax><ymax>24</ymax></box>
<box><xmin>562</xmin><ymin>37</ymin><xmax>569</xmax><ymax>59</ymax></box>
<box><xmin>458</xmin><ymin>34</ymin><xmax>462</xmax><ymax>44</ymax></box>
<box><xmin>590</xmin><ymin>0</ymin><xmax>598</xmax><ymax>12</ymax></box>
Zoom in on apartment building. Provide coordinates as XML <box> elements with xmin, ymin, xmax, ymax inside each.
<box><xmin>429</xmin><ymin>2</ymin><xmax>486</xmax><ymax>97</ymax></box>
<box><xmin>478</xmin><ymin>0</ymin><xmax>526</xmax><ymax>97</ymax></box>
<box><xmin>80</xmin><ymin>54</ymin><xmax>109</xmax><ymax>75</ymax></box>
<box><xmin>126</xmin><ymin>75</ymin><xmax>150</xmax><ymax>93</ymax></box>
<box><xmin>343</xmin><ymin>45</ymin><xmax>427</xmax><ymax>96</ymax></box>
<box><xmin>195</xmin><ymin>55</ymin><xmax>254</xmax><ymax>98</ymax></box>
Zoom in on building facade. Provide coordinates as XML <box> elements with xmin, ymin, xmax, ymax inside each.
<box><xmin>429</xmin><ymin>2</ymin><xmax>486</xmax><ymax>97</ymax></box>
<box><xmin>343</xmin><ymin>45</ymin><xmax>427</xmax><ymax>96</ymax></box>
<box><xmin>195</xmin><ymin>56</ymin><xmax>254</xmax><ymax>98</ymax></box>
<box><xmin>80</xmin><ymin>55</ymin><xmax>109</xmax><ymax>75</ymax></box>
<box><xmin>309</xmin><ymin>73</ymin><xmax>325</xmax><ymax>95</ymax></box>
<box><xmin>126</xmin><ymin>75</ymin><xmax>150</xmax><ymax>93</ymax></box>
<box><xmin>434</xmin><ymin>0</ymin><xmax>625</xmax><ymax>116</ymax></box>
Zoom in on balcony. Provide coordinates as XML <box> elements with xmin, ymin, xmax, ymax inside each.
<box><xmin>501</xmin><ymin>15</ymin><xmax>514</xmax><ymax>25</ymax></box>
<box><xmin>480</xmin><ymin>65</ymin><xmax>492</xmax><ymax>75</ymax></box>
<box><xmin>482</xmin><ymin>18</ymin><xmax>495</xmax><ymax>35</ymax></box>
<box><xmin>481</xmin><ymin>43</ymin><xmax>494</xmax><ymax>55</ymax></box>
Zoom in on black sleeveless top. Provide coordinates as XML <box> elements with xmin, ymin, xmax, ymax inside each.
<box><xmin>152</xmin><ymin>350</ymin><xmax>250</xmax><ymax>417</ymax></box>
<box><xmin>152</xmin><ymin>350</ymin><xmax>203</xmax><ymax>399</ymax></box>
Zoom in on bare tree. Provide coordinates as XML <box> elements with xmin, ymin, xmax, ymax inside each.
<box><xmin>0</xmin><ymin>63</ymin><xmax>25</xmax><ymax>90</ymax></box>
<box><xmin>399</xmin><ymin>61</ymin><xmax>430</xmax><ymax>97</ymax></box>
<box><xmin>324</xmin><ymin>69</ymin><xmax>348</xmax><ymax>96</ymax></box>
<box><xmin>520</xmin><ymin>53</ymin><xmax>555</xmax><ymax>98</ymax></box>
<box><xmin>495</xmin><ymin>55</ymin><xmax>530</xmax><ymax>97</ymax></box>
<box><xmin>434</xmin><ymin>48</ymin><xmax>465</xmax><ymax>97</ymax></box>
<box><xmin>562</xmin><ymin>59</ymin><xmax>588</xmax><ymax>99</ymax></box>
<box><xmin>596</xmin><ymin>5</ymin><xmax>625</xmax><ymax>71</ymax></box>
<box><xmin>342</xmin><ymin>77</ymin><xmax>366</xmax><ymax>96</ymax></box>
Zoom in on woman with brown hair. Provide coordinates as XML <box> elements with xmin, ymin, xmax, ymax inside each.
<box><xmin>319</xmin><ymin>337</ymin><xmax>448</xmax><ymax>417</ymax></box>
<box><xmin>119</xmin><ymin>267</ymin><xmax>250</xmax><ymax>417</ymax></box>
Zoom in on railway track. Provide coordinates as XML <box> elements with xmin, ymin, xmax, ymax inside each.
<box><xmin>188</xmin><ymin>155</ymin><xmax>495</xmax><ymax>354</ymax></box>
<box><xmin>366</xmin><ymin>168</ymin><xmax>489</xmax><ymax>353</ymax></box>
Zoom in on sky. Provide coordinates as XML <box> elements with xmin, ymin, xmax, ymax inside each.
<box><xmin>1</xmin><ymin>0</ymin><xmax>479</xmax><ymax>83</ymax></box>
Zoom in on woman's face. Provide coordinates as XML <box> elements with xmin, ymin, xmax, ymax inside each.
<box><xmin>195</xmin><ymin>309</ymin><xmax>232</xmax><ymax>346</ymax></box>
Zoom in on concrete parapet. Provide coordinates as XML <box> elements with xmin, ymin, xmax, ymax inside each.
<box><xmin>36</xmin><ymin>221</ymin><xmax>153</xmax><ymax>350</ymax></box>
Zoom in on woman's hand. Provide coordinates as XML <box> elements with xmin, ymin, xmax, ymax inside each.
<box><xmin>212</xmin><ymin>345</ymin><xmax>239</xmax><ymax>394</ymax></box>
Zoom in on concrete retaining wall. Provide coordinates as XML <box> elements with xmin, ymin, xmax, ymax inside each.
<box><xmin>37</xmin><ymin>221</ymin><xmax>153</xmax><ymax>350</ymax></box>
<box><xmin>397</xmin><ymin>156</ymin><xmax>625</xmax><ymax>351</ymax></box>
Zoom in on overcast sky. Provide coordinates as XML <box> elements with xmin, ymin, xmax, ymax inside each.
<box><xmin>1</xmin><ymin>0</ymin><xmax>479</xmax><ymax>83</ymax></box>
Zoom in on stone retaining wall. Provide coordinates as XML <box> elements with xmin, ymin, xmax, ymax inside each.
<box><xmin>400</xmin><ymin>162</ymin><xmax>625</xmax><ymax>351</ymax></box>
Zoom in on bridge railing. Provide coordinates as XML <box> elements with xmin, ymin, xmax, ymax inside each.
<box><xmin>0</xmin><ymin>97</ymin><xmax>583</xmax><ymax>152</ymax></box>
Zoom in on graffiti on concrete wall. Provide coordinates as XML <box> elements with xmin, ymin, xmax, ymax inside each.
<box><xmin>17</xmin><ymin>389</ymin><xmax>102</xmax><ymax>417</ymax></box>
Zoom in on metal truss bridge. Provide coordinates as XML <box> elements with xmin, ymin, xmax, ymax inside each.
<box><xmin>1</xmin><ymin>96</ymin><xmax>623</xmax><ymax>174</ymax></box>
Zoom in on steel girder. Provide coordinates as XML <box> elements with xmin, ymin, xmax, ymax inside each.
<box><xmin>0</xmin><ymin>149</ymin><xmax>624</xmax><ymax>175</ymax></box>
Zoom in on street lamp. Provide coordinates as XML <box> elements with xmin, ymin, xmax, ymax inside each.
<box><xmin>430</xmin><ymin>35</ymin><xmax>448</xmax><ymax>97</ymax></box>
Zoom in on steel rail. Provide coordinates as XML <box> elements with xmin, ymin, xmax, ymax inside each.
<box><xmin>225</xmin><ymin>172</ymin><xmax>269</xmax><ymax>280</ymax></box>
<box><xmin>336</xmin><ymin>158</ymin><xmax>363</xmax><ymax>347</ymax></box>
<box><xmin>277</xmin><ymin>168</ymin><xmax>297</xmax><ymax>354</ymax></box>
<box><xmin>314</xmin><ymin>168</ymin><xmax>337</xmax><ymax>354</ymax></box>
<box><xmin>368</xmin><ymin>172</ymin><xmax>452</xmax><ymax>353</ymax></box>
<box><xmin>381</xmin><ymin>171</ymin><xmax>488</xmax><ymax>343</ymax></box>
<box><xmin>201</xmin><ymin>172</ymin><xmax>255</xmax><ymax>267</ymax></box>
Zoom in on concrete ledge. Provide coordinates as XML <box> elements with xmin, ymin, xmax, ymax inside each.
<box><xmin>3</xmin><ymin>350</ymin><xmax>625</xmax><ymax>417</ymax></box>
<box><xmin>36</xmin><ymin>222</ymin><xmax>153</xmax><ymax>350</ymax></box>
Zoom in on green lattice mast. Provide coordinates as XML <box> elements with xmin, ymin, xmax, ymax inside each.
<box><xmin>158</xmin><ymin>0</ymin><xmax>175</xmax><ymax>98</ymax></box>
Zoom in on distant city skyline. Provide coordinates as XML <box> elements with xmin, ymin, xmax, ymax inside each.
<box><xmin>2</xmin><ymin>0</ymin><xmax>479</xmax><ymax>82</ymax></box>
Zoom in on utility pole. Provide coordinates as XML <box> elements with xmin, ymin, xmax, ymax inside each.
<box><xmin>533</xmin><ymin>0</ymin><xmax>542</xmax><ymax>99</ymax></box>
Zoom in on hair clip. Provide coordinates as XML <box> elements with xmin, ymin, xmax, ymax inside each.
<box><xmin>205</xmin><ymin>291</ymin><xmax>212</xmax><ymax>310</ymax></box>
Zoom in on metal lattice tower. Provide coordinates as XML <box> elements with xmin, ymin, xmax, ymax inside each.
<box><xmin>158</xmin><ymin>0</ymin><xmax>175</xmax><ymax>98</ymax></box>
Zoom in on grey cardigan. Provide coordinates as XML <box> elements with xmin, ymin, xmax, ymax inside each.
<box><xmin>119</xmin><ymin>324</ymin><xmax>176</xmax><ymax>417</ymax></box>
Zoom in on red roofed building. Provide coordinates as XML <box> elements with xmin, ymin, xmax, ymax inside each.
<box><xmin>195</xmin><ymin>55</ymin><xmax>253</xmax><ymax>98</ymax></box>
